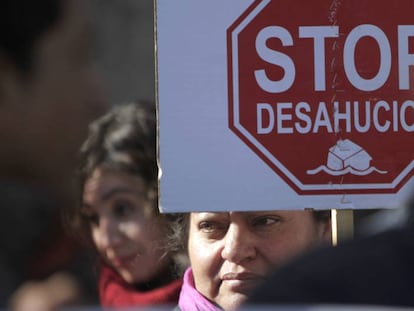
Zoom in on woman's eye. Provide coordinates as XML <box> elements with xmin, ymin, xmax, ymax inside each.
<box><xmin>113</xmin><ymin>202</ymin><xmax>134</xmax><ymax>218</ymax></box>
<box><xmin>199</xmin><ymin>221</ymin><xmax>215</xmax><ymax>232</ymax></box>
<box><xmin>252</xmin><ymin>217</ymin><xmax>280</xmax><ymax>227</ymax></box>
<box><xmin>199</xmin><ymin>221</ymin><xmax>225</xmax><ymax>232</ymax></box>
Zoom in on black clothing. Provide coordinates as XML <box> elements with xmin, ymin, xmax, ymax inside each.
<box><xmin>0</xmin><ymin>182</ymin><xmax>98</xmax><ymax>307</ymax></box>
<box><xmin>248</xmin><ymin>223</ymin><xmax>414</xmax><ymax>307</ymax></box>
<box><xmin>0</xmin><ymin>182</ymin><xmax>55</xmax><ymax>305</ymax></box>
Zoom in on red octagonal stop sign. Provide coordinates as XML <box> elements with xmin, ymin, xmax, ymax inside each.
<box><xmin>228</xmin><ymin>0</ymin><xmax>414</xmax><ymax>194</ymax></box>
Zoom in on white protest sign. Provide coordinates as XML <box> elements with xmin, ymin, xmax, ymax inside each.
<box><xmin>156</xmin><ymin>0</ymin><xmax>414</xmax><ymax>212</ymax></box>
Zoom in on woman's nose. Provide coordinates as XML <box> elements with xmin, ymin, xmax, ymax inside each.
<box><xmin>97</xmin><ymin>217</ymin><xmax>122</xmax><ymax>249</ymax></box>
<box><xmin>221</xmin><ymin>224</ymin><xmax>257</xmax><ymax>263</ymax></box>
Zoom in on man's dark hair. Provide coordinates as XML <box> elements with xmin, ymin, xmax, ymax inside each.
<box><xmin>0</xmin><ymin>0</ymin><xmax>62</xmax><ymax>73</ymax></box>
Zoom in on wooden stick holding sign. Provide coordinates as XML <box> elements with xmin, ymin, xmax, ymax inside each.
<box><xmin>331</xmin><ymin>209</ymin><xmax>354</xmax><ymax>246</ymax></box>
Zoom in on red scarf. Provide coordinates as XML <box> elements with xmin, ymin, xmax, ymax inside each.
<box><xmin>99</xmin><ymin>264</ymin><xmax>182</xmax><ymax>307</ymax></box>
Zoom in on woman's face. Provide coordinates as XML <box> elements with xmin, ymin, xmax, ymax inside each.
<box><xmin>82</xmin><ymin>167</ymin><xmax>169</xmax><ymax>284</ymax></box>
<box><xmin>188</xmin><ymin>211</ymin><xmax>330</xmax><ymax>311</ymax></box>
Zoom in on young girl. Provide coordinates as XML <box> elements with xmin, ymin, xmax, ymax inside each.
<box><xmin>67</xmin><ymin>101</ymin><xmax>184</xmax><ymax>308</ymax></box>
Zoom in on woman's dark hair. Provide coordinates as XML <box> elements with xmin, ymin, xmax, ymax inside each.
<box><xmin>0</xmin><ymin>0</ymin><xmax>62</xmax><ymax>73</ymax></box>
<box><xmin>166</xmin><ymin>213</ymin><xmax>190</xmax><ymax>255</ymax></box>
<box><xmin>78</xmin><ymin>101</ymin><xmax>157</xmax><ymax>200</ymax></box>
<box><xmin>66</xmin><ymin>101</ymin><xmax>158</xmax><ymax>241</ymax></box>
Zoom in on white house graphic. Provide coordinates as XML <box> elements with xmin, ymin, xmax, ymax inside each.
<box><xmin>307</xmin><ymin>139</ymin><xmax>387</xmax><ymax>176</ymax></box>
<box><xmin>327</xmin><ymin>139</ymin><xmax>371</xmax><ymax>171</ymax></box>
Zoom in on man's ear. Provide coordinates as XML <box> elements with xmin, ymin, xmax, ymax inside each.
<box><xmin>318</xmin><ymin>216</ymin><xmax>332</xmax><ymax>245</ymax></box>
<box><xmin>0</xmin><ymin>52</ymin><xmax>24</xmax><ymax>108</ymax></box>
<box><xmin>0</xmin><ymin>52</ymin><xmax>28</xmax><ymax>143</ymax></box>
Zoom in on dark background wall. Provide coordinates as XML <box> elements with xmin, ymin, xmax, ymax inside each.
<box><xmin>91</xmin><ymin>0</ymin><xmax>155</xmax><ymax>105</ymax></box>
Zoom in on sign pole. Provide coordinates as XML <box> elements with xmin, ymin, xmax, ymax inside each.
<box><xmin>331</xmin><ymin>209</ymin><xmax>354</xmax><ymax>246</ymax></box>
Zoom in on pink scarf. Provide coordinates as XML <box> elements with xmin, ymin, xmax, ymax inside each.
<box><xmin>178</xmin><ymin>268</ymin><xmax>223</xmax><ymax>311</ymax></box>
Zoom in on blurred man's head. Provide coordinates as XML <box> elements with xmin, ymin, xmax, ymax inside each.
<box><xmin>0</xmin><ymin>0</ymin><xmax>107</xmax><ymax>203</ymax></box>
<box><xmin>0</xmin><ymin>0</ymin><xmax>61</xmax><ymax>73</ymax></box>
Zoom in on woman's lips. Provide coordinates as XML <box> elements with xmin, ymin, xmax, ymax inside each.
<box><xmin>222</xmin><ymin>272</ymin><xmax>264</xmax><ymax>281</ymax></box>
<box><xmin>110</xmin><ymin>254</ymin><xmax>137</xmax><ymax>267</ymax></box>
<box><xmin>221</xmin><ymin>272</ymin><xmax>265</xmax><ymax>292</ymax></box>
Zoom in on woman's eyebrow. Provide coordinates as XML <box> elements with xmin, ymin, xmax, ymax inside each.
<box><xmin>100</xmin><ymin>187</ymin><xmax>133</xmax><ymax>201</ymax></box>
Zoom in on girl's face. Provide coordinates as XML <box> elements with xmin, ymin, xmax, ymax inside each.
<box><xmin>188</xmin><ymin>211</ymin><xmax>331</xmax><ymax>311</ymax></box>
<box><xmin>82</xmin><ymin>167</ymin><xmax>169</xmax><ymax>284</ymax></box>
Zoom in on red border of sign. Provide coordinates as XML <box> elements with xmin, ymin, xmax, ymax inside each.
<box><xmin>227</xmin><ymin>0</ymin><xmax>414</xmax><ymax>195</ymax></box>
